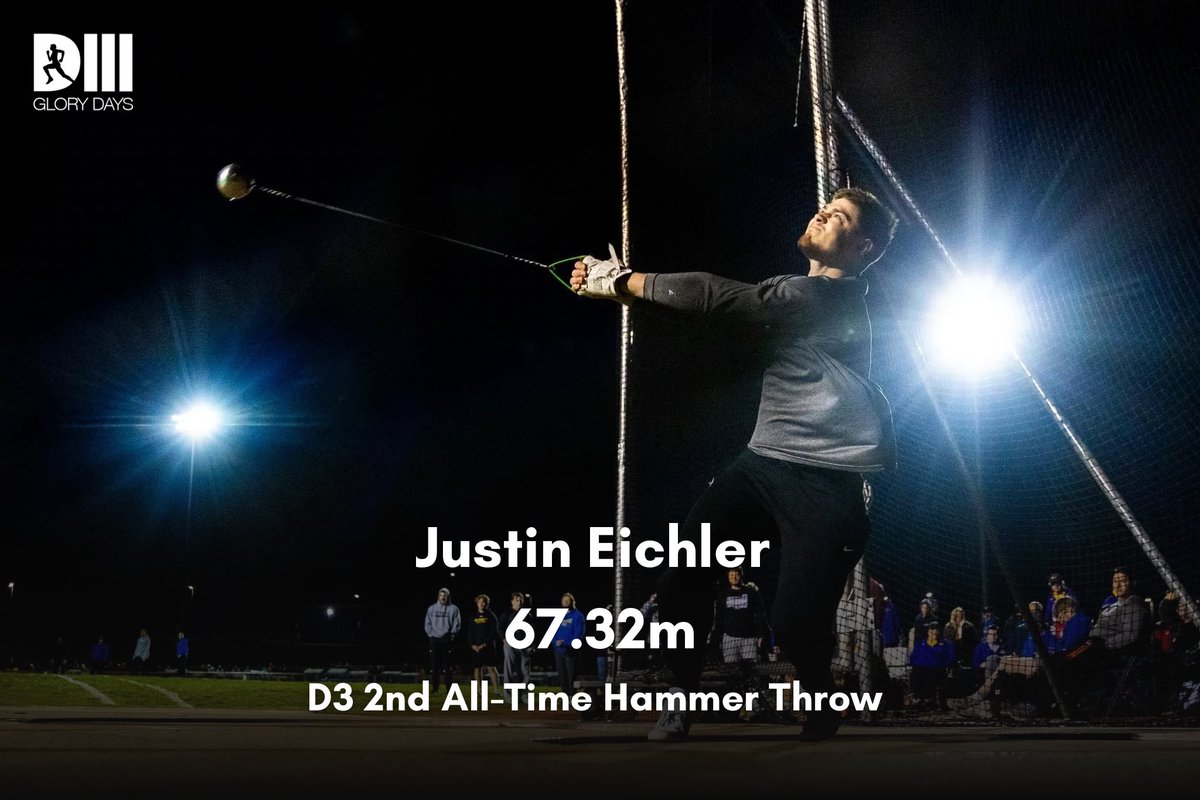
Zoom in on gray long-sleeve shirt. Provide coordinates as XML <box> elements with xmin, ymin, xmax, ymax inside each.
<box><xmin>642</xmin><ymin>271</ymin><xmax>895</xmax><ymax>472</ymax></box>
<box><xmin>424</xmin><ymin>601</ymin><xmax>461</xmax><ymax>639</ymax></box>
<box><xmin>133</xmin><ymin>634</ymin><xmax>150</xmax><ymax>660</ymax></box>
<box><xmin>1089</xmin><ymin>595</ymin><xmax>1149</xmax><ymax>650</ymax></box>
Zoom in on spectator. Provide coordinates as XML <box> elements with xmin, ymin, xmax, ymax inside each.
<box><xmin>880</xmin><ymin>595</ymin><xmax>902</xmax><ymax>648</ymax></box>
<box><xmin>1045</xmin><ymin>573</ymin><xmax>1079</xmax><ymax>622</ymax></box>
<box><xmin>424</xmin><ymin>587</ymin><xmax>461</xmax><ymax>692</ymax></box>
<box><xmin>1155</xmin><ymin>590</ymin><xmax>1200</xmax><ymax>655</ymax></box>
<box><xmin>909</xmin><ymin>623</ymin><xmax>956</xmax><ymax>709</ymax></box>
<box><xmin>498</xmin><ymin>592</ymin><xmax>532</xmax><ymax>692</ymax></box>
<box><xmin>132</xmin><ymin>628</ymin><xmax>151</xmax><ymax>674</ymax></box>
<box><xmin>1086</xmin><ymin>568</ymin><xmax>1150</xmax><ymax>654</ymax></box>
<box><xmin>467</xmin><ymin>594</ymin><xmax>501</xmax><ymax>692</ymax></box>
<box><xmin>552</xmin><ymin>592</ymin><xmax>586</xmax><ymax>692</ymax></box>
<box><xmin>1044</xmin><ymin>596</ymin><xmax>1090</xmax><ymax>655</ymax></box>
<box><xmin>869</xmin><ymin>577</ymin><xmax>888</xmax><ymax>632</ymax></box>
<box><xmin>980</xmin><ymin>606</ymin><xmax>999</xmax><ymax>632</ymax></box>
<box><xmin>711</xmin><ymin>567</ymin><xmax>768</xmax><ymax>667</ymax></box>
<box><xmin>89</xmin><ymin>636</ymin><xmax>109</xmax><ymax>674</ymax></box>
<box><xmin>972</xmin><ymin>625</ymin><xmax>1005</xmax><ymax>679</ymax></box>
<box><xmin>943</xmin><ymin>607</ymin><xmax>978</xmax><ymax>666</ymax></box>
<box><xmin>1002</xmin><ymin>602</ymin><xmax>1043</xmax><ymax>657</ymax></box>
<box><xmin>923</xmin><ymin>591</ymin><xmax>941</xmax><ymax>618</ymax></box>
<box><xmin>175</xmin><ymin>632</ymin><xmax>189</xmax><ymax>677</ymax></box>
<box><xmin>640</xmin><ymin>592</ymin><xmax>659</xmax><ymax>625</ymax></box>
<box><xmin>1055</xmin><ymin>569</ymin><xmax>1152</xmax><ymax>713</ymax></box>
<box><xmin>908</xmin><ymin>598</ymin><xmax>939</xmax><ymax>650</ymax></box>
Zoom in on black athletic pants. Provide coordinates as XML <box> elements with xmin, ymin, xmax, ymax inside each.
<box><xmin>658</xmin><ymin>449</ymin><xmax>870</xmax><ymax>694</ymax></box>
<box><xmin>429</xmin><ymin>636</ymin><xmax>454</xmax><ymax>690</ymax></box>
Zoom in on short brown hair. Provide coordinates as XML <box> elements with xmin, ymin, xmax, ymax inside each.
<box><xmin>832</xmin><ymin>187</ymin><xmax>897</xmax><ymax>266</ymax></box>
<box><xmin>1055</xmin><ymin>596</ymin><xmax>1078</xmax><ymax>615</ymax></box>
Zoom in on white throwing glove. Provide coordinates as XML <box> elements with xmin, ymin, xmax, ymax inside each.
<box><xmin>579</xmin><ymin>243</ymin><xmax>630</xmax><ymax>298</ymax></box>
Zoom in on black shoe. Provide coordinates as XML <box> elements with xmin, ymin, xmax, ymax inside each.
<box><xmin>798</xmin><ymin>710</ymin><xmax>841</xmax><ymax>741</ymax></box>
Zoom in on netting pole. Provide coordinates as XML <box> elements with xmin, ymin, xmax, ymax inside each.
<box><xmin>611</xmin><ymin>0</ymin><xmax>632</xmax><ymax>686</ymax></box>
<box><xmin>835</xmin><ymin>92</ymin><xmax>1198</xmax><ymax>625</ymax></box>
<box><xmin>806</xmin><ymin>0</ymin><xmax>874</xmax><ymax>705</ymax></box>
<box><xmin>804</xmin><ymin>0</ymin><xmax>829</xmax><ymax>204</ymax></box>
<box><xmin>815</xmin><ymin>0</ymin><xmax>841</xmax><ymax>194</ymax></box>
<box><xmin>1013</xmin><ymin>357</ymin><xmax>1199</xmax><ymax>620</ymax></box>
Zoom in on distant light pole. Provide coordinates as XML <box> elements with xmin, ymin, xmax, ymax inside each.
<box><xmin>170</xmin><ymin>400</ymin><xmax>226</xmax><ymax>631</ymax></box>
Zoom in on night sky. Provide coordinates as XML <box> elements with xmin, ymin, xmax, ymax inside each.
<box><xmin>7</xmin><ymin>2</ymin><xmax>1200</xmax><ymax>669</ymax></box>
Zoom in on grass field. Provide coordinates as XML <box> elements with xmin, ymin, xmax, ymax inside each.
<box><xmin>0</xmin><ymin>673</ymin><xmax>542</xmax><ymax>713</ymax></box>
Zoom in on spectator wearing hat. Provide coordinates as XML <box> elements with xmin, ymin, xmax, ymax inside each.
<box><xmin>1045</xmin><ymin>573</ymin><xmax>1079</xmax><ymax>622</ymax></box>
<box><xmin>908</xmin><ymin>598</ymin><xmax>940</xmax><ymax>651</ymax></box>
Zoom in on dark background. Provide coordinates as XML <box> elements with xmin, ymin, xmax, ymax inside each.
<box><xmin>5</xmin><ymin>2</ymin><xmax>1199</xmax><ymax>670</ymax></box>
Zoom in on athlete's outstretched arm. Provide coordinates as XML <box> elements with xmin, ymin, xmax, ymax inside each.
<box><xmin>572</xmin><ymin>258</ymin><xmax>815</xmax><ymax>329</ymax></box>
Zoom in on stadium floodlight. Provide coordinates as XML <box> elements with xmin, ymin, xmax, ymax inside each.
<box><xmin>171</xmin><ymin>402</ymin><xmax>224</xmax><ymax>442</ymax></box>
<box><xmin>921</xmin><ymin>274</ymin><xmax>1023</xmax><ymax>375</ymax></box>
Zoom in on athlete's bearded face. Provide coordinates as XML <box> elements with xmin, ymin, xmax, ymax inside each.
<box><xmin>798</xmin><ymin>196</ymin><xmax>871</xmax><ymax>270</ymax></box>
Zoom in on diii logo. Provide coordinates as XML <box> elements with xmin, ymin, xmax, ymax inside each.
<box><xmin>32</xmin><ymin>33</ymin><xmax>134</xmax><ymax>111</ymax></box>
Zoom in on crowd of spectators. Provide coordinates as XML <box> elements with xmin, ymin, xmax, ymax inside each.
<box><xmin>886</xmin><ymin>567</ymin><xmax>1200</xmax><ymax>719</ymax></box>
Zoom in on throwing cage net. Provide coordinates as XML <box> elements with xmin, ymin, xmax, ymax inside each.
<box><xmin>608</xmin><ymin>0</ymin><xmax>1200</xmax><ymax>725</ymax></box>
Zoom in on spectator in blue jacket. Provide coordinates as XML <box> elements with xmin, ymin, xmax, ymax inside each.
<box><xmin>1043</xmin><ymin>596</ymin><xmax>1091</xmax><ymax>655</ymax></box>
<box><xmin>89</xmin><ymin>636</ymin><xmax>109</xmax><ymax>674</ymax></box>
<box><xmin>553</xmin><ymin>592</ymin><xmax>586</xmax><ymax>692</ymax></box>
<box><xmin>910</xmin><ymin>623</ymin><xmax>956</xmax><ymax>709</ymax></box>
<box><xmin>175</xmin><ymin>632</ymin><xmax>189</xmax><ymax>677</ymax></box>
<box><xmin>881</xmin><ymin>596</ymin><xmax>902</xmax><ymax>648</ymax></box>
<box><xmin>1003</xmin><ymin>601</ymin><xmax>1044</xmax><ymax>658</ymax></box>
<box><xmin>972</xmin><ymin>625</ymin><xmax>1005</xmax><ymax>679</ymax></box>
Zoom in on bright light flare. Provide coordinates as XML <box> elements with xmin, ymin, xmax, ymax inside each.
<box><xmin>922</xmin><ymin>275</ymin><xmax>1023</xmax><ymax>375</ymax></box>
<box><xmin>171</xmin><ymin>402</ymin><xmax>224</xmax><ymax>442</ymax></box>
